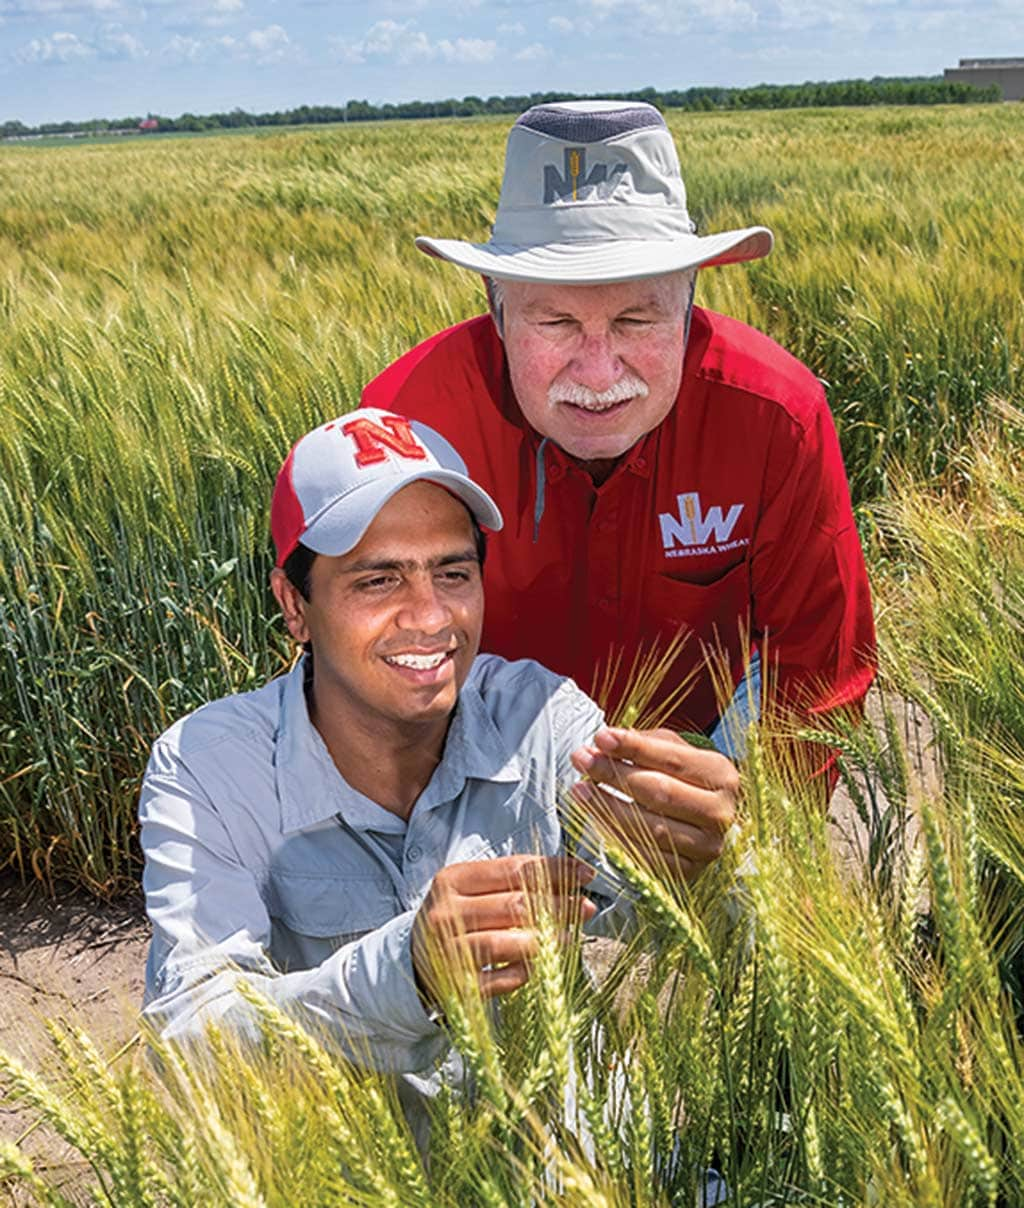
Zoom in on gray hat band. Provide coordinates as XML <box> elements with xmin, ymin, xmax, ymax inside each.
<box><xmin>515</xmin><ymin>103</ymin><xmax>666</xmax><ymax>141</ymax></box>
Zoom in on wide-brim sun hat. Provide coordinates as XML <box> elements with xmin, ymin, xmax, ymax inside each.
<box><xmin>416</xmin><ymin>100</ymin><xmax>773</xmax><ymax>285</ymax></box>
<box><xmin>271</xmin><ymin>409</ymin><xmax>503</xmax><ymax>567</ymax></box>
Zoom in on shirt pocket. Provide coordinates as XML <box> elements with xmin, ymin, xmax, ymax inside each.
<box><xmin>268</xmin><ymin>870</ymin><xmax>397</xmax><ymax>942</ymax></box>
<box><xmin>641</xmin><ymin>562</ymin><xmax>752</xmax><ymax>730</ymax></box>
<box><xmin>457</xmin><ymin>816</ymin><xmax>562</xmax><ymax>864</ymax></box>
<box><xmin>444</xmin><ymin>769</ymin><xmax>564</xmax><ymax>866</ymax></box>
<box><xmin>643</xmin><ymin>560</ymin><xmax>751</xmax><ymax>650</ymax></box>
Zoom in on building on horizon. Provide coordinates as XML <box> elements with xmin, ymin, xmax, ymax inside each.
<box><xmin>944</xmin><ymin>57</ymin><xmax>1024</xmax><ymax>100</ymax></box>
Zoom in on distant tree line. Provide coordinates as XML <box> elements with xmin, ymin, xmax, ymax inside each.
<box><xmin>1</xmin><ymin>76</ymin><xmax>1002</xmax><ymax>140</ymax></box>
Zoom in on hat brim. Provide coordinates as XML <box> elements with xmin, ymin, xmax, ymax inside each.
<box><xmin>302</xmin><ymin>470</ymin><xmax>503</xmax><ymax>560</ymax></box>
<box><xmin>415</xmin><ymin>227</ymin><xmax>772</xmax><ymax>285</ymax></box>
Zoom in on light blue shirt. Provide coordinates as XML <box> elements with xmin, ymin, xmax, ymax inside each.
<box><xmin>140</xmin><ymin>654</ymin><xmax>632</xmax><ymax>1086</ymax></box>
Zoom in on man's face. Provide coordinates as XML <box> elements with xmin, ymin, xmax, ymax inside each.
<box><xmin>273</xmin><ymin>481</ymin><xmax>484</xmax><ymax>737</ymax></box>
<box><xmin>500</xmin><ymin>271</ymin><xmax>693</xmax><ymax>468</ymax></box>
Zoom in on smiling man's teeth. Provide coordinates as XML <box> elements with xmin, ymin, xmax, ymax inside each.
<box><xmin>571</xmin><ymin>398</ymin><xmax>625</xmax><ymax>413</ymax></box>
<box><xmin>385</xmin><ymin>652</ymin><xmax>449</xmax><ymax>670</ymax></box>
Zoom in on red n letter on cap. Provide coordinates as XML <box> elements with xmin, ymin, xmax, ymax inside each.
<box><xmin>341</xmin><ymin>416</ymin><xmax>428</xmax><ymax>468</ymax></box>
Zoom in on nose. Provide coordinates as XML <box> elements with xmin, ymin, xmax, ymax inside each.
<box><xmin>569</xmin><ymin>332</ymin><xmax>623</xmax><ymax>393</ymax></box>
<box><xmin>396</xmin><ymin>573</ymin><xmax>451</xmax><ymax>636</ymax></box>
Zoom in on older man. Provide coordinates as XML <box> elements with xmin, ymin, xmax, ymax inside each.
<box><xmin>140</xmin><ymin>409</ymin><xmax>738</xmax><ymax>1131</ymax></box>
<box><xmin>362</xmin><ymin>100</ymin><xmax>876</xmax><ymax>753</ymax></box>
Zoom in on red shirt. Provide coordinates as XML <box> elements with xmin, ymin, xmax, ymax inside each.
<box><xmin>362</xmin><ymin>308</ymin><xmax>876</xmax><ymax>733</ymax></box>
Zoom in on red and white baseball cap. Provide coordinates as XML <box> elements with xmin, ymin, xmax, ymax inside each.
<box><xmin>271</xmin><ymin>408</ymin><xmax>504</xmax><ymax>567</ymax></box>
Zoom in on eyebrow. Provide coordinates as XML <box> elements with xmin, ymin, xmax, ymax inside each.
<box><xmin>618</xmin><ymin>301</ymin><xmax>665</xmax><ymax>316</ymax></box>
<box><xmin>523</xmin><ymin>298</ymin><xmax>666</xmax><ymax>320</ymax></box>
<box><xmin>342</xmin><ymin>549</ymin><xmax>480</xmax><ymax>574</ymax></box>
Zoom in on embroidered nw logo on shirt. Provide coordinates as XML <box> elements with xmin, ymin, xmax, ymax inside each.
<box><xmin>659</xmin><ymin>492</ymin><xmax>747</xmax><ymax>559</ymax></box>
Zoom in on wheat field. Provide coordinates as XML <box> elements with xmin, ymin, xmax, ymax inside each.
<box><xmin>1</xmin><ymin>104</ymin><xmax>1023</xmax><ymax>1204</ymax></box>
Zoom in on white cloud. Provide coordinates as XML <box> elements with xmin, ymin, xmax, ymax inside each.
<box><xmin>15</xmin><ymin>29</ymin><xmax>94</xmax><ymax>61</ymax></box>
<box><xmin>1</xmin><ymin>0</ymin><xmax>119</xmax><ymax>13</ymax></box>
<box><xmin>195</xmin><ymin>0</ymin><xmax>244</xmax><ymax>26</ymax></box>
<box><xmin>580</xmin><ymin>0</ymin><xmax>757</xmax><ymax>33</ymax></box>
<box><xmin>98</xmin><ymin>25</ymin><xmax>145</xmax><ymax>57</ymax></box>
<box><xmin>159</xmin><ymin>32</ymin><xmax>202</xmax><ymax>62</ymax></box>
<box><xmin>14</xmin><ymin>22</ymin><xmax>146</xmax><ymax>62</ymax></box>
<box><xmin>216</xmin><ymin>23</ymin><xmax>293</xmax><ymax>64</ymax></box>
<box><xmin>548</xmin><ymin>14</ymin><xmax>574</xmax><ymax>31</ymax></box>
<box><xmin>158</xmin><ymin>0</ymin><xmax>246</xmax><ymax>29</ymax></box>
<box><xmin>245</xmin><ymin>22</ymin><xmax>289</xmax><ymax>61</ymax></box>
<box><xmin>497</xmin><ymin>20</ymin><xmax>525</xmax><ymax>34</ymax></box>
<box><xmin>332</xmin><ymin>19</ymin><xmax>494</xmax><ymax>65</ymax></box>
<box><xmin>157</xmin><ymin>22</ymin><xmax>292</xmax><ymax>66</ymax></box>
<box><xmin>436</xmin><ymin>35</ymin><xmax>495</xmax><ymax>63</ymax></box>
<box><xmin>764</xmin><ymin>0</ymin><xmax>959</xmax><ymax>35</ymax></box>
<box><xmin>332</xmin><ymin>19</ymin><xmax>430</xmax><ymax>64</ymax></box>
<box><xmin>514</xmin><ymin>41</ymin><xmax>550</xmax><ymax>60</ymax></box>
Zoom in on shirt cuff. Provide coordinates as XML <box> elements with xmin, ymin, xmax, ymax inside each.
<box><xmin>338</xmin><ymin>909</ymin><xmax>442</xmax><ymax>1042</ymax></box>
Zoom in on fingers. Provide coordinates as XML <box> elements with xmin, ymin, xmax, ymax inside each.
<box><xmin>464</xmin><ymin>928</ymin><xmax>538</xmax><ymax>968</ymax></box>
<box><xmin>438</xmin><ymin>888</ymin><xmax>597</xmax><ymax>935</ymax></box>
<box><xmin>582</xmin><ymin>725</ymin><xmax>740</xmax><ymax>791</ymax></box>
<box><xmin>413</xmin><ymin>856</ymin><xmax>598</xmax><ymax>1005</ymax></box>
<box><xmin>572</xmin><ymin>780</ymin><xmax>714</xmax><ymax>874</ymax></box>
<box><xmin>571</xmin><ymin>727</ymin><xmax>739</xmax><ymax>834</ymax></box>
<box><xmin>437</xmin><ymin>854</ymin><xmax>596</xmax><ymax>897</ymax></box>
<box><xmin>595</xmin><ymin>726</ymin><xmax>732</xmax><ymax>787</ymax></box>
<box><xmin>479</xmin><ymin>961</ymin><xmax>530</xmax><ymax>998</ymax></box>
<box><xmin>574</xmin><ymin>758</ymin><xmax>736</xmax><ymax>832</ymax></box>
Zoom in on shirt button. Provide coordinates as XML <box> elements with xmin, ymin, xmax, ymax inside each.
<box><xmin>407</xmin><ymin>844</ymin><xmax>422</xmax><ymax>863</ymax></box>
<box><xmin>547</xmin><ymin>463</ymin><xmax>565</xmax><ymax>482</ymax></box>
<box><xmin>632</xmin><ymin>456</ymin><xmax>648</xmax><ymax>472</ymax></box>
<box><xmin>598</xmin><ymin>515</ymin><xmax>617</xmax><ymax>534</ymax></box>
<box><xmin>599</xmin><ymin>596</ymin><xmax>614</xmax><ymax>613</ymax></box>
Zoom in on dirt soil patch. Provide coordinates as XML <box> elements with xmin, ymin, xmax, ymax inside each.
<box><xmin>0</xmin><ymin>873</ymin><xmax>149</xmax><ymax>1201</ymax></box>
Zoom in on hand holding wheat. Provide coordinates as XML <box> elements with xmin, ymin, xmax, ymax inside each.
<box><xmin>570</xmin><ymin>727</ymin><xmax>739</xmax><ymax>881</ymax></box>
<box><xmin>411</xmin><ymin>854</ymin><xmax>597</xmax><ymax>1005</ymax></box>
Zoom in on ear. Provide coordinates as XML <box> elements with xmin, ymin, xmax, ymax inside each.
<box><xmin>270</xmin><ymin>568</ymin><xmax>311</xmax><ymax>645</ymax></box>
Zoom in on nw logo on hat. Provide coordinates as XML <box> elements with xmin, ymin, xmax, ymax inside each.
<box><xmin>543</xmin><ymin>147</ymin><xmax>628</xmax><ymax>204</ymax></box>
<box><xmin>341</xmin><ymin>416</ymin><xmax>428</xmax><ymax>468</ymax></box>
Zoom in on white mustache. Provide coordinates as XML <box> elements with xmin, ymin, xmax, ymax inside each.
<box><xmin>549</xmin><ymin>373</ymin><xmax>650</xmax><ymax>409</ymax></box>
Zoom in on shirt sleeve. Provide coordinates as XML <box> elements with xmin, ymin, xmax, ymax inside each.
<box><xmin>139</xmin><ymin>742</ymin><xmax>448</xmax><ymax>1074</ymax></box>
<box><xmin>750</xmin><ymin>388</ymin><xmax>877</xmax><ymax>730</ymax></box>
<box><xmin>543</xmin><ymin>677</ymin><xmax>641</xmax><ymax>941</ymax></box>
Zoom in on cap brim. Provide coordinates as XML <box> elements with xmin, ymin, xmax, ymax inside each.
<box><xmin>301</xmin><ymin>470</ymin><xmax>503</xmax><ymax>560</ymax></box>
<box><xmin>415</xmin><ymin>228</ymin><xmax>773</xmax><ymax>285</ymax></box>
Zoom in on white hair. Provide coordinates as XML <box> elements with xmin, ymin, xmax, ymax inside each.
<box><xmin>484</xmin><ymin>277</ymin><xmax>505</xmax><ymax>338</ymax></box>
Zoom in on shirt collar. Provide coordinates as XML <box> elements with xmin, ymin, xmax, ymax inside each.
<box><xmin>416</xmin><ymin>671</ymin><xmax>524</xmax><ymax>814</ymax></box>
<box><xmin>274</xmin><ymin>656</ymin><xmax>523</xmax><ymax>834</ymax></box>
<box><xmin>539</xmin><ymin>424</ymin><xmax>659</xmax><ymax>490</ymax></box>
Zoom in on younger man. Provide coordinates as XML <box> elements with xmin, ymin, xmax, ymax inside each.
<box><xmin>140</xmin><ymin>409</ymin><xmax>738</xmax><ymax>1099</ymax></box>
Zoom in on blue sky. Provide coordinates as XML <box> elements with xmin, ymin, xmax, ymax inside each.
<box><xmin>0</xmin><ymin>0</ymin><xmax>1017</xmax><ymax>126</ymax></box>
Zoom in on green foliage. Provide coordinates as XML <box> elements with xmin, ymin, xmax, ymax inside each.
<box><xmin>874</xmin><ymin>404</ymin><xmax>1024</xmax><ymax>1030</ymax></box>
<box><xmin>2</xmin><ymin>75</ymin><xmax>998</xmax><ymax>142</ymax></box>
<box><xmin>5</xmin><ymin>91</ymin><xmax>1024</xmax><ymax>1208</ymax></box>
<box><xmin>0</xmin><ymin>104</ymin><xmax>1021</xmax><ymax>891</ymax></box>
